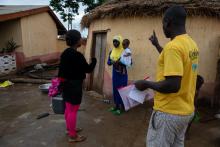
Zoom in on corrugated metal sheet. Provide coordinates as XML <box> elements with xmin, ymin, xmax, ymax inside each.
<box><xmin>0</xmin><ymin>5</ymin><xmax>46</xmax><ymax>15</ymax></box>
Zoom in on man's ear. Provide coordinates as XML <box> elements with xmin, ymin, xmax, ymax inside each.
<box><xmin>165</xmin><ymin>18</ymin><xmax>172</xmax><ymax>28</ymax></box>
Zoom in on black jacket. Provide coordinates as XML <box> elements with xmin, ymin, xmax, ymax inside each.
<box><xmin>58</xmin><ymin>48</ymin><xmax>96</xmax><ymax>105</ymax></box>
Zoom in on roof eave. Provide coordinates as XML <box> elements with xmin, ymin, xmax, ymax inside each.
<box><xmin>0</xmin><ymin>6</ymin><xmax>67</xmax><ymax>35</ymax></box>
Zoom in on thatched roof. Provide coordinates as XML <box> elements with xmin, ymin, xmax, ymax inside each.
<box><xmin>81</xmin><ymin>0</ymin><xmax>220</xmax><ymax>28</ymax></box>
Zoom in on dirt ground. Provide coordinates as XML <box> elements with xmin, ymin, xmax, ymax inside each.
<box><xmin>0</xmin><ymin>83</ymin><xmax>220</xmax><ymax>147</ymax></box>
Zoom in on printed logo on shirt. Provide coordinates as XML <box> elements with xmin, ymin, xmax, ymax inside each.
<box><xmin>189</xmin><ymin>50</ymin><xmax>199</xmax><ymax>61</ymax></box>
<box><xmin>192</xmin><ymin>63</ymin><xmax>198</xmax><ymax>72</ymax></box>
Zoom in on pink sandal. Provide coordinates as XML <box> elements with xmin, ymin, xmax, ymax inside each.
<box><xmin>66</xmin><ymin>127</ymin><xmax>83</xmax><ymax>135</ymax></box>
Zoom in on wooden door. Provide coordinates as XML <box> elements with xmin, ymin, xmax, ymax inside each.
<box><xmin>91</xmin><ymin>32</ymin><xmax>107</xmax><ymax>94</ymax></box>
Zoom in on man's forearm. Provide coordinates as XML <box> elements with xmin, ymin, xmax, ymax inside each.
<box><xmin>155</xmin><ymin>44</ymin><xmax>163</xmax><ymax>53</ymax></box>
<box><xmin>143</xmin><ymin>80</ymin><xmax>180</xmax><ymax>93</ymax></box>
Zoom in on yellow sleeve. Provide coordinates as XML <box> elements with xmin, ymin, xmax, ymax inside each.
<box><xmin>164</xmin><ymin>48</ymin><xmax>183</xmax><ymax>76</ymax></box>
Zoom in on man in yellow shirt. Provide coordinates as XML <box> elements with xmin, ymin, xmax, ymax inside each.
<box><xmin>135</xmin><ymin>6</ymin><xmax>199</xmax><ymax>147</ymax></box>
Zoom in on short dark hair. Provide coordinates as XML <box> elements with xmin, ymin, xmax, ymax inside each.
<box><xmin>65</xmin><ymin>29</ymin><xmax>81</xmax><ymax>46</ymax></box>
<box><xmin>123</xmin><ymin>39</ymin><xmax>130</xmax><ymax>45</ymax></box>
<box><xmin>164</xmin><ymin>5</ymin><xmax>186</xmax><ymax>26</ymax></box>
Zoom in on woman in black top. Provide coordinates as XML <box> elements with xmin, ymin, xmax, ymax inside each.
<box><xmin>58</xmin><ymin>30</ymin><xmax>96</xmax><ymax>142</ymax></box>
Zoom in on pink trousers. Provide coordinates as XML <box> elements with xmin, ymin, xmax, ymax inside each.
<box><xmin>65</xmin><ymin>102</ymin><xmax>80</xmax><ymax>137</ymax></box>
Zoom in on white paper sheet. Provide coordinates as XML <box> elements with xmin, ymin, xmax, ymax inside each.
<box><xmin>128</xmin><ymin>87</ymin><xmax>149</xmax><ymax>104</ymax></box>
<box><xmin>118</xmin><ymin>84</ymin><xmax>154</xmax><ymax>111</ymax></box>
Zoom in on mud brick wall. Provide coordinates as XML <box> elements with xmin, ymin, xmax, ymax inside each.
<box><xmin>214</xmin><ymin>59</ymin><xmax>220</xmax><ymax>109</ymax></box>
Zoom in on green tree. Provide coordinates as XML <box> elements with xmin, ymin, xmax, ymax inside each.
<box><xmin>50</xmin><ymin>0</ymin><xmax>106</xmax><ymax>30</ymax></box>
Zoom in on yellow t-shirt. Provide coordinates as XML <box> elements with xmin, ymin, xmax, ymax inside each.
<box><xmin>154</xmin><ymin>34</ymin><xmax>199</xmax><ymax>115</ymax></box>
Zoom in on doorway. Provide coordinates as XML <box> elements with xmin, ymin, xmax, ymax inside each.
<box><xmin>90</xmin><ymin>32</ymin><xmax>107</xmax><ymax>94</ymax></box>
